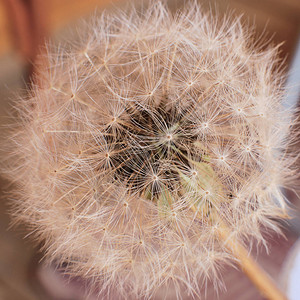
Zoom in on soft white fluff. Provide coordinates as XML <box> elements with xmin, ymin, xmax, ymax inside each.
<box><xmin>3</xmin><ymin>2</ymin><xmax>297</xmax><ymax>299</ymax></box>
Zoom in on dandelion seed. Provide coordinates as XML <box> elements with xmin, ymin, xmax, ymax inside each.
<box><xmin>2</xmin><ymin>1</ymin><xmax>297</xmax><ymax>299</ymax></box>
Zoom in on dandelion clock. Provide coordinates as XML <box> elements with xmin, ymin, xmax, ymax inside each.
<box><xmin>3</xmin><ymin>2</ymin><xmax>298</xmax><ymax>299</ymax></box>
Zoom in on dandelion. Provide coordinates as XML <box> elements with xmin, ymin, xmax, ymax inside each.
<box><xmin>2</xmin><ymin>2</ymin><xmax>297</xmax><ymax>299</ymax></box>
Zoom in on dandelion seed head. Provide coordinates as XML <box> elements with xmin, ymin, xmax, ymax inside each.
<box><xmin>2</xmin><ymin>1</ymin><xmax>297</xmax><ymax>299</ymax></box>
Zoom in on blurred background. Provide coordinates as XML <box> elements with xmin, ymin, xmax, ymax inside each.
<box><xmin>0</xmin><ymin>0</ymin><xmax>299</xmax><ymax>299</ymax></box>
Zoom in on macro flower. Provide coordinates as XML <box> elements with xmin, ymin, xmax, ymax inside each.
<box><xmin>3</xmin><ymin>2</ymin><xmax>297</xmax><ymax>299</ymax></box>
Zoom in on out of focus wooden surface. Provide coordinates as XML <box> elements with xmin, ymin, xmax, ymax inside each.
<box><xmin>0</xmin><ymin>0</ymin><xmax>299</xmax><ymax>59</ymax></box>
<box><xmin>0</xmin><ymin>0</ymin><xmax>123</xmax><ymax>57</ymax></box>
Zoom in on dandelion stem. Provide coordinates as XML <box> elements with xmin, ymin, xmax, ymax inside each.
<box><xmin>182</xmin><ymin>151</ymin><xmax>287</xmax><ymax>300</ymax></box>
<box><xmin>217</xmin><ymin>223</ymin><xmax>288</xmax><ymax>300</ymax></box>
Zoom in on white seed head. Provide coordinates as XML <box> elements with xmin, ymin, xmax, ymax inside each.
<box><xmin>2</xmin><ymin>2</ymin><xmax>297</xmax><ymax>299</ymax></box>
